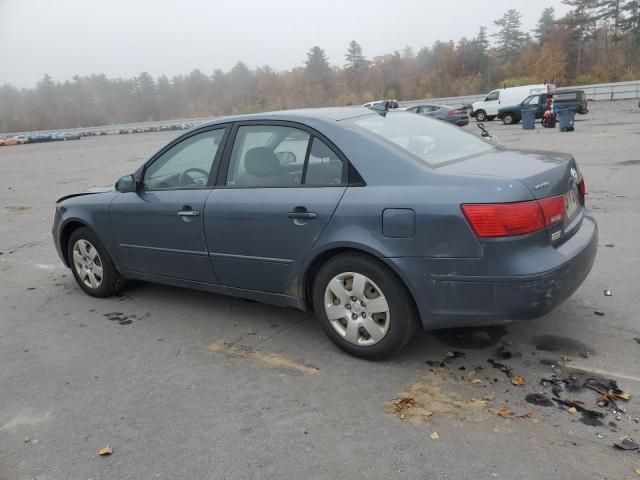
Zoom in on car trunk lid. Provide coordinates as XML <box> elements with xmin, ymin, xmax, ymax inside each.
<box><xmin>442</xmin><ymin>148</ymin><xmax>585</xmax><ymax>242</ymax></box>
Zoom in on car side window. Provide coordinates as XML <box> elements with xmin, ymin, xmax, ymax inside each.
<box><xmin>226</xmin><ymin>125</ymin><xmax>310</xmax><ymax>187</ymax></box>
<box><xmin>525</xmin><ymin>95</ymin><xmax>539</xmax><ymax>105</ymax></box>
<box><xmin>304</xmin><ymin>137</ymin><xmax>344</xmax><ymax>186</ymax></box>
<box><xmin>143</xmin><ymin>129</ymin><xmax>224</xmax><ymax>190</ymax></box>
<box><xmin>486</xmin><ymin>91</ymin><xmax>499</xmax><ymax>101</ymax></box>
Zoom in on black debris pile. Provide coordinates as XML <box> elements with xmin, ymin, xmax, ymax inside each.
<box><xmin>487</xmin><ymin>358</ymin><xmax>513</xmax><ymax>378</ymax></box>
<box><xmin>425</xmin><ymin>351</ymin><xmax>465</xmax><ymax>368</ymax></box>
<box><xmin>525</xmin><ymin>393</ymin><xmax>554</xmax><ymax>407</ymax></box>
<box><xmin>496</xmin><ymin>345</ymin><xmax>522</xmax><ymax>360</ymax></box>
<box><xmin>552</xmin><ymin>397</ymin><xmax>606</xmax><ymax>426</ymax></box>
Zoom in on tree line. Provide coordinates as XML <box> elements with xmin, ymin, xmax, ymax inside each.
<box><xmin>1</xmin><ymin>1</ymin><xmax>639</xmax><ymax>133</ymax></box>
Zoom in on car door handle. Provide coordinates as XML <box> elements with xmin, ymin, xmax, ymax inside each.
<box><xmin>177</xmin><ymin>210</ymin><xmax>200</xmax><ymax>217</ymax></box>
<box><xmin>288</xmin><ymin>208</ymin><xmax>318</xmax><ymax>220</ymax></box>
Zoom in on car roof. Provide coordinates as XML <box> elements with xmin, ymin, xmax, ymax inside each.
<box><xmin>198</xmin><ymin>107</ymin><xmax>377</xmax><ymax>128</ymax></box>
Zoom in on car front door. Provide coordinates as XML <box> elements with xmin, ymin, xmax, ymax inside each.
<box><xmin>204</xmin><ymin>122</ymin><xmax>347</xmax><ymax>293</ymax></box>
<box><xmin>110</xmin><ymin>126</ymin><xmax>228</xmax><ymax>283</ymax></box>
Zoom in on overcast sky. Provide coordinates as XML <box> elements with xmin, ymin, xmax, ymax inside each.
<box><xmin>1</xmin><ymin>0</ymin><xmax>570</xmax><ymax>88</ymax></box>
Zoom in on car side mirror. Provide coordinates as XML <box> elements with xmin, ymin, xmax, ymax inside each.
<box><xmin>115</xmin><ymin>174</ymin><xmax>137</xmax><ymax>193</ymax></box>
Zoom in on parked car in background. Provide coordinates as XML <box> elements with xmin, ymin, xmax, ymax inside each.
<box><xmin>52</xmin><ymin>105</ymin><xmax>596</xmax><ymax>359</ymax></box>
<box><xmin>471</xmin><ymin>84</ymin><xmax>555</xmax><ymax>122</ymax></box>
<box><xmin>1</xmin><ymin>135</ymin><xmax>29</xmax><ymax>145</ymax></box>
<box><xmin>497</xmin><ymin>89</ymin><xmax>589</xmax><ymax>125</ymax></box>
<box><xmin>28</xmin><ymin>133</ymin><xmax>53</xmax><ymax>143</ymax></box>
<box><xmin>404</xmin><ymin>104</ymin><xmax>470</xmax><ymax>126</ymax></box>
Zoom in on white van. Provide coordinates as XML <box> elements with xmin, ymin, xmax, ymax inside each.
<box><xmin>471</xmin><ymin>84</ymin><xmax>555</xmax><ymax>122</ymax></box>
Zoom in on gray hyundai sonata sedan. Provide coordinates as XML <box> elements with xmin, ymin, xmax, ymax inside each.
<box><xmin>52</xmin><ymin>105</ymin><xmax>597</xmax><ymax>359</ymax></box>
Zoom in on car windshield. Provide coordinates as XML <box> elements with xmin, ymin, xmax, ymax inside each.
<box><xmin>351</xmin><ymin>112</ymin><xmax>495</xmax><ymax>165</ymax></box>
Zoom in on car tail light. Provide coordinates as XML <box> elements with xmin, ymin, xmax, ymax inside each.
<box><xmin>461</xmin><ymin>196</ymin><xmax>566</xmax><ymax>238</ymax></box>
<box><xmin>448</xmin><ymin>109</ymin><xmax>462</xmax><ymax>115</ymax></box>
<box><xmin>577</xmin><ymin>177</ymin><xmax>586</xmax><ymax>197</ymax></box>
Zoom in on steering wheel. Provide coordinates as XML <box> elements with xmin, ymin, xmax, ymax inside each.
<box><xmin>179</xmin><ymin>168</ymin><xmax>209</xmax><ymax>187</ymax></box>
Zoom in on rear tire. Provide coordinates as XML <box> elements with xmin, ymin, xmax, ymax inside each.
<box><xmin>312</xmin><ymin>253</ymin><xmax>419</xmax><ymax>359</ymax></box>
<box><xmin>68</xmin><ymin>227</ymin><xmax>124</xmax><ymax>298</ymax></box>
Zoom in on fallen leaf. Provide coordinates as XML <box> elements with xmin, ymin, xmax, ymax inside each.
<box><xmin>470</xmin><ymin>378</ymin><xmax>483</xmax><ymax>384</ymax></box>
<box><xmin>430</xmin><ymin>431</ymin><xmax>440</xmax><ymax>440</ymax></box>
<box><xmin>392</xmin><ymin>396</ymin><xmax>416</xmax><ymax>414</ymax></box>
<box><xmin>98</xmin><ymin>446</ymin><xmax>113</xmax><ymax>456</ymax></box>
<box><xmin>517</xmin><ymin>411</ymin><xmax>535</xmax><ymax>419</ymax></box>
<box><xmin>633</xmin><ymin>467</ymin><xmax>640</xmax><ymax>477</ymax></box>
<box><xmin>497</xmin><ymin>407</ymin><xmax>512</xmax><ymax>418</ymax></box>
<box><xmin>471</xmin><ymin>398</ymin><xmax>488</xmax><ymax>406</ymax></box>
<box><xmin>568</xmin><ymin>407</ymin><xmax>578</xmax><ymax>414</ymax></box>
<box><xmin>511</xmin><ymin>375</ymin><xmax>525</xmax><ymax>386</ymax></box>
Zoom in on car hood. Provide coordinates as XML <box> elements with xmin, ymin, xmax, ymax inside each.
<box><xmin>438</xmin><ymin>148</ymin><xmax>578</xmax><ymax>199</ymax></box>
<box><xmin>56</xmin><ymin>186</ymin><xmax>113</xmax><ymax>203</ymax></box>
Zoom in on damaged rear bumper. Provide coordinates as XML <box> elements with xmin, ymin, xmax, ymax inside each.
<box><xmin>386</xmin><ymin>214</ymin><xmax>598</xmax><ymax>330</ymax></box>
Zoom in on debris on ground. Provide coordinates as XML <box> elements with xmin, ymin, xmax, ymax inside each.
<box><xmin>634</xmin><ymin>467</ymin><xmax>640</xmax><ymax>477</ymax></box>
<box><xmin>470</xmin><ymin>378</ymin><xmax>483</xmax><ymax>384</ymax></box>
<box><xmin>4</xmin><ymin>205</ymin><xmax>31</xmax><ymax>214</ymax></box>
<box><xmin>581</xmin><ymin>351</ymin><xmax>590</xmax><ymax>359</ymax></box>
<box><xmin>525</xmin><ymin>393</ymin><xmax>554</xmax><ymax>407</ymax></box>
<box><xmin>98</xmin><ymin>446</ymin><xmax>113</xmax><ymax>456</ymax></box>
<box><xmin>487</xmin><ymin>358</ymin><xmax>513</xmax><ymax>377</ymax></box>
<box><xmin>594</xmin><ymin>310</ymin><xmax>605</xmax><ymax>316</ymax></box>
<box><xmin>208</xmin><ymin>340</ymin><xmax>319</xmax><ymax>374</ymax></box>
<box><xmin>496</xmin><ymin>345</ymin><xmax>522</xmax><ymax>360</ymax></box>
<box><xmin>511</xmin><ymin>375</ymin><xmax>526</xmax><ymax>386</ymax></box>
<box><xmin>430</xmin><ymin>431</ymin><xmax>440</xmax><ymax>440</ymax></box>
<box><xmin>604</xmin><ymin>289</ymin><xmax>613</xmax><ymax>296</ymax></box>
<box><xmin>552</xmin><ymin>397</ymin><xmax>606</xmax><ymax>426</ymax></box>
<box><xmin>604</xmin><ymin>243</ymin><xmax>615</xmax><ymax>247</ymax></box>
<box><xmin>634</xmin><ymin>338</ymin><xmax>640</xmax><ymax>345</ymax></box>
<box><xmin>497</xmin><ymin>407</ymin><xmax>512</xmax><ymax>418</ymax></box>
<box><xmin>568</xmin><ymin>407</ymin><xmax>578</xmax><ymax>414</ymax></box>
<box><xmin>425</xmin><ymin>351</ymin><xmax>465</xmax><ymax>368</ymax></box>
<box><xmin>392</xmin><ymin>396</ymin><xmax>416</xmax><ymax>416</ymax></box>
<box><xmin>614</xmin><ymin>436</ymin><xmax>639</xmax><ymax>451</ymax></box>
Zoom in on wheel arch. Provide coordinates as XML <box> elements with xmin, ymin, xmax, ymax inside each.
<box><xmin>297</xmin><ymin>245</ymin><xmax>420</xmax><ymax>320</ymax></box>
<box><xmin>59</xmin><ymin>219</ymin><xmax>91</xmax><ymax>266</ymax></box>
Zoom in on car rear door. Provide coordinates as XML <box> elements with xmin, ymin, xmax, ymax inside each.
<box><xmin>204</xmin><ymin>122</ymin><xmax>347</xmax><ymax>293</ymax></box>
<box><xmin>110</xmin><ymin>126</ymin><xmax>228</xmax><ymax>283</ymax></box>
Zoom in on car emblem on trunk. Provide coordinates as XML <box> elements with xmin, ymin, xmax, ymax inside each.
<box><xmin>570</xmin><ymin>168</ymin><xmax>578</xmax><ymax>180</ymax></box>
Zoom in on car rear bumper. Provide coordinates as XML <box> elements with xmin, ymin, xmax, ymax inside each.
<box><xmin>385</xmin><ymin>213</ymin><xmax>598</xmax><ymax>329</ymax></box>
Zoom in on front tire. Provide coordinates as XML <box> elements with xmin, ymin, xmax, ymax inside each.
<box><xmin>312</xmin><ymin>253</ymin><xmax>419</xmax><ymax>359</ymax></box>
<box><xmin>68</xmin><ymin>227</ymin><xmax>124</xmax><ymax>297</ymax></box>
<box><xmin>475</xmin><ymin>110</ymin><xmax>487</xmax><ymax>122</ymax></box>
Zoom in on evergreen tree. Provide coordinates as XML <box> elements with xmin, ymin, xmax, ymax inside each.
<box><xmin>493</xmin><ymin>9</ymin><xmax>527</xmax><ymax>60</ymax></box>
<box><xmin>534</xmin><ymin>7</ymin><xmax>556</xmax><ymax>43</ymax></box>
<box><xmin>305</xmin><ymin>46</ymin><xmax>330</xmax><ymax>79</ymax></box>
<box><xmin>344</xmin><ymin>41</ymin><xmax>368</xmax><ymax>73</ymax></box>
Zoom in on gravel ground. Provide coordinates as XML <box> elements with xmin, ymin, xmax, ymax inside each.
<box><xmin>1</xmin><ymin>100</ymin><xmax>639</xmax><ymax>480</ymax></box>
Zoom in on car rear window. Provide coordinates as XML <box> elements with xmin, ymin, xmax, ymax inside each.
<box><xmin>351</xmin><ymin>112</ymin><xmax>495</xmax><ymax>166</ymax></box>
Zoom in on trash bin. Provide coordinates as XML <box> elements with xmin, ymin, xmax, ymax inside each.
<box><xmin>522</xmin><ymin>108</ymin><xmax>536</xmax><ymax>129</ymax></box>
<box><xmin>557</xmin><ymin>108</ymin><xmax>575</xmax><ymax>132</ymax></box>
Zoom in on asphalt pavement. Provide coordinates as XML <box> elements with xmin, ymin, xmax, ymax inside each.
<box><xmin>1</xmin><ymin>100</ymin><xmax>639</xmax><ymax>480</ymax></box>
